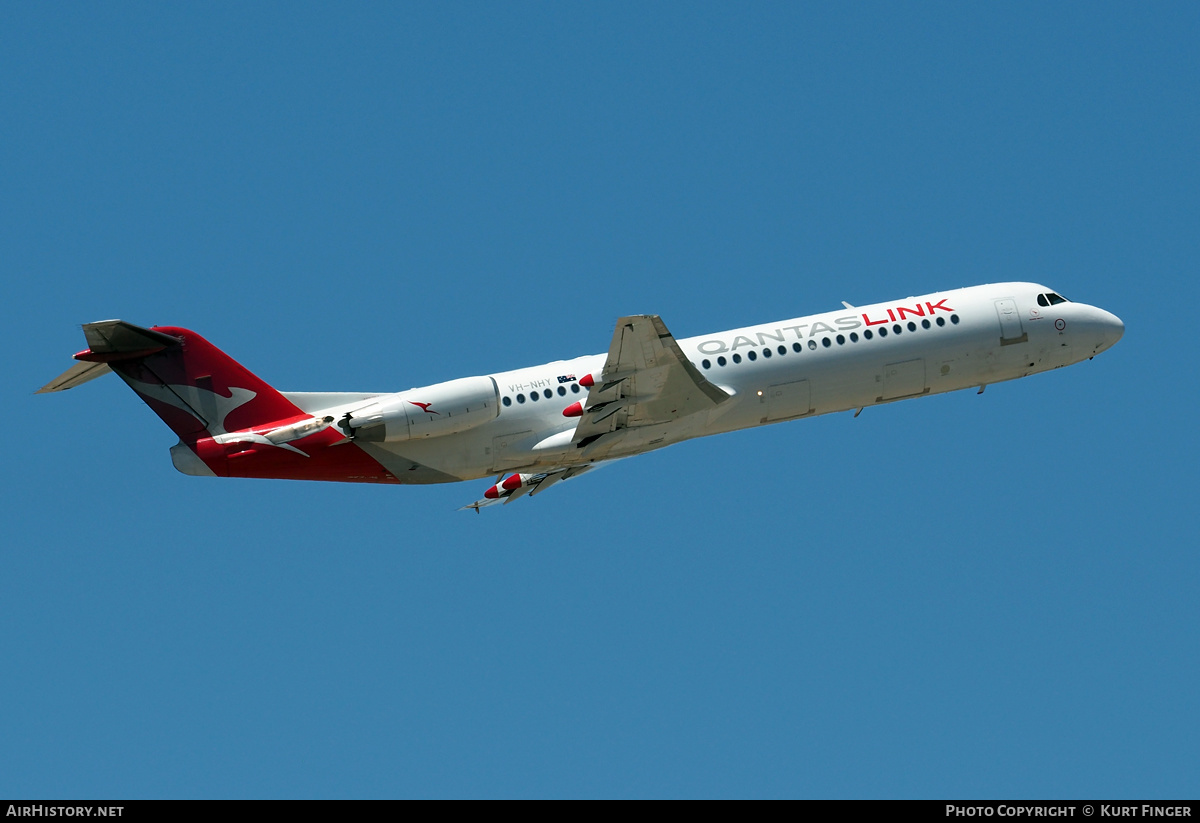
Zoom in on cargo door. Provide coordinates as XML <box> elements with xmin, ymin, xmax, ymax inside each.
<box><xmin>764</xmin><ymin>379</ymin><xmax>811</xmax><ymax>422</ymax></box>
<box><xmin>880</xmin><ymin>359</ymin><xmax>927</xmax><ymax>401</ymax></box>
<box><xmin>995</xmin><ymin>298</ymin><xmax>1028</xmax><ymax>345</ymax></box>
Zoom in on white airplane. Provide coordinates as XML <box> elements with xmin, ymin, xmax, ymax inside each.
<box><xmin>40</xmin><ymin>282</ymin><xmax>1123</xmax><ymax>510</ymax></box>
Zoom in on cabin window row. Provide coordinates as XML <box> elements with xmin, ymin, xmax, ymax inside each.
<box><xmin>698</xmin><ymin>314</ymin><xmax>960</xmax><ymax>370</ymax></box>
<box><xmin>501</xmin><ymin>383</ymin><xmax>581</xmax><ymax>407</ymax></box>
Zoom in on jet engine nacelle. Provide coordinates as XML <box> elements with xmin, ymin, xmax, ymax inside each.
<box><xmin>344</xmin><ymin>376</ymin><xmax>499</xmax><ymax>442</ymax></box>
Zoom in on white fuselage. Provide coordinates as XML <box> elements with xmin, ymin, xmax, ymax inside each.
<box><xmin>288</xmin><ymin>282</ymin><xmax>1123</xmax><ymax>484</ymax></box>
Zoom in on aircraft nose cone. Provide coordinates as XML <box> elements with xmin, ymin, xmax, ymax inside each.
<box><xmin>1101</xmin><ymin>310</ymin><xmax>1124</xmax><ymax>349</ymax></box>
<box><xmin>1085</xmin><ymin>307</ymin><xmax>1124</xmax><ymax>354</ymax></box>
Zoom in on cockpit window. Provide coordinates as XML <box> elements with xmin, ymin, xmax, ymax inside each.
<box><xmin>1038</xmin><ymin>292</ymin><xmax>1069</xmax><ymax>307</ymax></box>
<box><xmin>1037</xmin><ymin>294</ymin><xmax>1049</xmax><ymax>307</ymax></box>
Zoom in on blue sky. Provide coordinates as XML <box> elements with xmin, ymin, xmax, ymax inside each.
<box><xmin>2</xmin><ymin>3</ymin><xmax>1197</xmax><ymax>798</ymax></box>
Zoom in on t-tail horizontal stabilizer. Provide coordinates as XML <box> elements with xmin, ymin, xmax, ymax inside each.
<box><xmin>38</xmin><ymin>320</ymin><xmax>181</xmax><ymax>394</ymax></box>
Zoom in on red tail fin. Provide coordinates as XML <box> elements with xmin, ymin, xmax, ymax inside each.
<box><xmin>82</xmin><ymin>321</ymin><xmax>303</xmax><ymax>439</ymax></box>
<box><xmin>53</xmin><ymin>320</ymin><xmax>399</xmax><ymax>483</ymax></box>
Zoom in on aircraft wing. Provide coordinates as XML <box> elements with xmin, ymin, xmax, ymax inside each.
<box><xmin>571</xmin><ymin>314</ymin><xmax>730</xmax><ymax>446</ymax></box>
<box><xmin>460</xmin><ymin>315</ymin><xmax>727</xmax><ymax>512</ymax></box>
<box><xmin>459</xmin><ymin>462</ymin><xmax>608</xmax><ymax>512</ymax></box>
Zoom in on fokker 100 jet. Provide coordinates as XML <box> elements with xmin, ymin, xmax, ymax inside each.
<box><xmin>41</xmin><ymin>283</ymin><xmax>1123</xmax><ymax>510</ymax></box>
